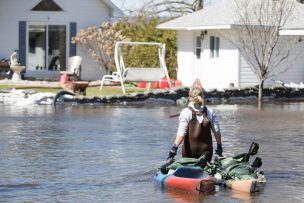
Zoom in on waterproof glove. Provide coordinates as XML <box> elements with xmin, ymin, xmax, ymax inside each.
<box><xmin>160</xmin><ymin>159</ymin><xmax>174</xmax><ymax>174</ymax></box>
<box><xmin>215</xmin><ymin>144</ymin><xmax>223</xmax><ymax>156</ymax></box>
<box><xmin>167</xmin><ymin>144</ymin><xmax>178</xmax><ymax>160</ymax></box>
<box><xmin>251</xmin><ymin>157</ymin><xmax>262</xmax><ymax>168</ymax></box>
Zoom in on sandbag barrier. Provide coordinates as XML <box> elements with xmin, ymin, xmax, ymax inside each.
<box><xmin>53</xmin><ymin>86</ymin><xmax>304</xmax><ymax>106</ymax></box>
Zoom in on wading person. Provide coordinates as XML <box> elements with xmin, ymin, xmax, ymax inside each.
<box><xmin>167</xmin><ymin>79</ymin><xmax>223</xmax><ymax>163</ymax></box>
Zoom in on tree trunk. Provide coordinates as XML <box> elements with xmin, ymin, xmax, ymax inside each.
<box><xmin>258</xmin><ymin>79</ymin><xmax>264</xmax><ymax>109</ymax></box>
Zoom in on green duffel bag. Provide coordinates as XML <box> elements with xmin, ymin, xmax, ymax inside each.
<box><xmin>221</xmin><ymin>163</ymin><xmax>257</xmax><ymax>180</ymax></box>
<box><xmin>164</xmin><ymin>154</ymin><xmax>209</xmax><ymax>171</ymax></box>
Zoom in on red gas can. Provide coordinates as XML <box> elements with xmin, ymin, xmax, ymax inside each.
<box><xmin>158</xmin><ymin>77</ymin><xmax>170</xmax><ymax>89</ymax></box>
<box><xmin>137</xmin><ymin>82</ymin><xmax>147</xmax><ymax>88</ymax></box>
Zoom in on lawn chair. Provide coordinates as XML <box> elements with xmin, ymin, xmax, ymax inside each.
<box><xmin>100</xmin><ymin>41</ymin><xmax>171</xmax><ymax>94</ymax></box>
<box><xmin>60</xmin><ymin>56</ymin><xmax>82</xmax><ymax>81</ymax></box>
<box><xmin>100</xmin><ymin>71</ymin><xmax>121</xmax><ymax>91</ymax></box>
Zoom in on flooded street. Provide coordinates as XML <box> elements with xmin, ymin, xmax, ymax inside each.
<box><xmin>0</xmin><ymin>102</ymin><xmax>303</xmax><ymax>202</ymax></box>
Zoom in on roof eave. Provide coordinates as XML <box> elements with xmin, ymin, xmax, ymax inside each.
<box><xmin>280</xmin><ymin>29</ymin><xmax>304</xmax><ymax>35</ymax></box>
<box><xmin>101</xmin><ymin>0</ymin><xmax>124</xmax><ymax>18</ymax></box>
<box><xmin>157</xmin><ymin>24</ymin><xmax>233</xmax><ymax>31</ymax></box>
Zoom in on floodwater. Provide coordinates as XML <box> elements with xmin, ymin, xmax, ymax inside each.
<box><xmin>0</xmin><ymin>101</ymin><xmax>303</xmax><ymax>203</ymax></box>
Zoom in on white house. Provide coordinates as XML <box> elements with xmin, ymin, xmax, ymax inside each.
<box><xmin>158</xmin><ymin>0</ymin><xmax>304</xmax><ymax>89</ymax></box>
<box><xmin>0</xmin><ymin>0</ymin><xmax>123</xmax><ymax>80</ymax></box>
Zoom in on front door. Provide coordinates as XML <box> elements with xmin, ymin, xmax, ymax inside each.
<box><xmin>27</xmin><ymin>24</ymin><xmax>66</xmax><ymax>72</ymax></box>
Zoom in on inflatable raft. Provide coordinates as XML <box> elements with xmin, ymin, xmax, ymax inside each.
<box><xmin>154</xmin><ymin>166</ymin><xmax>215</xmax><ymax>194</ymax></box>
<box><xmin>220</xmin><ymin>178</ymin><xmax>266</xmax><ymax>193</ymax></box>
<box><xmin>211</xmin><ymin>159</ymin><xmax>266</xmax><ymax>193</ymax></box>
<box><xmin>154</xmin><ymin>142</ymin><xmax>266</xmax><ymax>194</ymax></box>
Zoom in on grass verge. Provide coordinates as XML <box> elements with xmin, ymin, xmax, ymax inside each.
<box><xmin>0</xmin><ymin>85</ymin><xmax>147</xmax><ymax>97</ymax></box>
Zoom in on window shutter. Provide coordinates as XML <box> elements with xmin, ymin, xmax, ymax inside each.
<box><xmin>69</xmin><ymin>22</ymin><xmax>77</xmax><ymax>56</ymax></box>
<box><xmin>196</xmin><ymin>36</ymin><xmax>201</xmax><ymax>59</ymax></box>
<box><xmin>19</xmin><ymin>21</ymin><xmax>26</xmax><ymax>65</ymax></box>
<box><xmin>210</xmin><ymin>36</ymin><xmax>214</xmax><ymax>58</ymax></box>
<box><xmin>215</xmin><ymin>37</ymin><xmax>220</xmax><ymax>58</ymax></box>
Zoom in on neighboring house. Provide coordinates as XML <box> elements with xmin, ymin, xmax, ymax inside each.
<box><xmin>0</xmin><ymin>0</ymin><xmax>123</xmax><ymax>80</ymax></box>
<box><xmin>158</xmin><ymin>0</ymin><xmax>304</xmax><ymax>89</ymax></box>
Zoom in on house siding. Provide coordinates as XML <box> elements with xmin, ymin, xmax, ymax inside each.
<box><xmin>176</xmin><ymin>30</ymin><xmax>195</xmax><ymax>86</ymax></box>
<box><xmin>282</xmin><ymin>62</ymin><xmax>304</xmax><ymax>84</ymax></box>
<box><xmin>176</xmin><ymin>30</ymin><xmax>240</xmax><ymax>89</ymax></box>
<box><xmin>0</xmin><ymin>0</ymin><xmax>122</xmax><ymax>81</ymax></box>
<box><xmin>199</xmin><ymin>31</ymin><xmax>240</xmax><ymax>90</ymax></box>
<box><xmin>239</xmin><ymin>55</ymin><xmax>259</xmax><ymax>87</ymax></box>
<box><xmin>272</xmin><ymin>42</ymin><xmax>304</xmax><ymax>85</ymax></box>
<box><xmin>239</xmin><ymin>37</ymin><xmax>304</xmax><ymax>87</ymax></box>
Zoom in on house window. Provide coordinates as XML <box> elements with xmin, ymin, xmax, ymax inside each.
<box><xmin>31</xmin><ymin>0</ymin><xmax>63</xmax><ymax>11</ymax></box>
<box><xmin>28</xmin><ymin>25</ymin><xmax>66</xmax><ymax>71</ymax></box>
<box><xmin>210</xmin><ymin>36</ymin><xmax>220</xmax><ymax>58</ymax></box>
<box><xmin>196</xmin><ymin>36</ymin><xmax>202</xmax><ymax>59</ymax></box>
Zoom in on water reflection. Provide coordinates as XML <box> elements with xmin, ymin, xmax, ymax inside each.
<box><xmin>0</xmin><ymin>102</ymin><xmax>303</xmax><ymax>202</ymax></box>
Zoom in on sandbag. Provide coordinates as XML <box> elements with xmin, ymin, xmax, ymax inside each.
<box><xmin>205</xmin><ymin>142</ymin><xmax>262</xmax><ymax>181</ymax></box>
<box><xmin>221</xmin><ymin>163</ymin><xmax>257</xmax><ymax>180</ymax></box>
<box><xmin>163</xmin><ymin>154</ymin><xmax>208</xmax><ymax>172</ymax></box>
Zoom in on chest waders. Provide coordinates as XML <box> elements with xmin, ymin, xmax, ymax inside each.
<box><xmin>182</xmin><ymin>106</ymin><xmax>213</xmax><ymax>162</ymax></box>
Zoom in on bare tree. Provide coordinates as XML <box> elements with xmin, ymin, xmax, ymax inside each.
<box><xmin>226</xmin><ymin>0</ymin><xmax>297</xmax><ymax>107</ymax></box>
<box><xmin>71</xmin><ymin>22</ymin><xmax>126</xmax><ymax>73</ymax></box>
<box><xmin>297</xmin><ymin>0</ymin><xmax>304</xmax><ymax>3</ymax></box>
<box><xmin>127</xmin><ymin>0</ymin><xmax>204</xmax><ymax>17</ymax></box>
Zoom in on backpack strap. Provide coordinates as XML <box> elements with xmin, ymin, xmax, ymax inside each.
<box><xmin>188</xmin><ymin>106</ymin><xmax>205</xmax><ymax>119</ymax></box>
<box><xmin>188</xmin><ymin>106</ymin><xmax>197</xmax><ymax>117</ymax></box>
<box><xmin>203</xmin><ymin>106</ymin><xmax>207</xmax><ymax>114</ymax></box>
<box><xmin>188</xmin><ymin>106</ymin><xmax>207</xmax><ymax>116</ymax></box>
